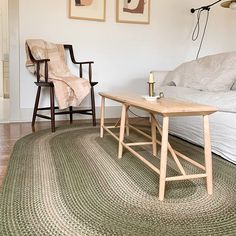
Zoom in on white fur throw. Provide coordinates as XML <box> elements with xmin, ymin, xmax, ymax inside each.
<box><xmin>165</xmin><ymin>52</ymin><xmax>236</xmax><ymax>92</ymax></box>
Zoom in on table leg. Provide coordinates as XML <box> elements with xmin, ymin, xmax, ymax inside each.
<box><xmin>159</xmin><ymin>116</ymin><xmax>169</xmax><ymax>201</ymax></box>
<box><xmin>118</xmin><ymin>104</ymin><xmax>127</xmax><ymax>159</ymax></box>
<box><xmin>126</xmin><ymin>106</ymin><xmax>130</xmax><ymax>137</ymax></box>
<box><xmin>203</xmin><ymin>115</ymin><xmax>213</xmax><ymax>195</ymax></box>
<box><xmin>151</xmin><ymin>114</ymin><xmax>157</xmax><ymax>156</ymax></box>
<box><xmin>100</xmin><ymin>96</ymin><xmax>105</xmax><ymax>138</ymax></box>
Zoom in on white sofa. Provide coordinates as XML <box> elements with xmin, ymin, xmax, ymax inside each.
<box><xmin>153</xmin><ymin>52</ymin><xmax>236</xmax><ymax>164</ymax></box>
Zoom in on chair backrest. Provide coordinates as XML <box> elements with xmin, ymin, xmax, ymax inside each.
<box><xmin>64</xmin><ymin>45</ymin><xmax>76</xmax><ymax>62</ymax></box>
<box><xmin>26</xmin><ymin>41</ymin><xmax>74</xmax><ymax>83</ymax></box>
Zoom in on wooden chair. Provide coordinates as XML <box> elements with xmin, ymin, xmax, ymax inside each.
<box><xmin>28</xmin><ymin>44</ymin><xmax>98</xmax><ymax>132</ymax></box>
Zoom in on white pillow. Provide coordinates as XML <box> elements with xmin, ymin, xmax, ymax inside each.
<box><xmin>152</xmin><ymin>71</ymin><xmax>169</xmax><ymax>86</ymax></box>
<box><xmin>165</xmin><ymin>52</ymin><xmax>236</xmax><ymax>92</ymax></box>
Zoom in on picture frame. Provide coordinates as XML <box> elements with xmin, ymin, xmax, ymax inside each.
<box><xmin>116</xmin><ymin>0</ymin><xmax>150</xmax><ymax>24</ymax></box>
<box><xmin>69</xmin><ymin>0</ymin><xmax>106</xmax><ymax>22</ymax></box>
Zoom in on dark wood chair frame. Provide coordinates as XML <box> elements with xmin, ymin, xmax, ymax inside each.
<box><xmin>28</xmin><ymin>44</ymin><xmax>98</xmax><ymax>132</ymax></box>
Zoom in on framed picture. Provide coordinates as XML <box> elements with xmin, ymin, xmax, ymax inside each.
<box><xmin>69</xmin><ymin>0</ymin><xmax>106</xmax><ymax>21</ymax></box>
<box><xmin>116</xmin><ymin>0</ymin><xmax>150</xmax><ymax>24</ymax></box>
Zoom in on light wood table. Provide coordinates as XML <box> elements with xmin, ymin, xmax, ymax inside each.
<box><xmin>99</xmin><ymin>92</ymin><xmax>217</xmax><ymax>201</ymax></box>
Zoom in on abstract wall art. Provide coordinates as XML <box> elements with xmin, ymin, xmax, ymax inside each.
<box><xmin>116</xmin><ymin>0</ymin><xmax>150</xmax><ymax>24</ymax></box>
<box><xmin>69</xmin><ymin>0</ymin><xmax>106</xmax><ymax>21</ymax></box>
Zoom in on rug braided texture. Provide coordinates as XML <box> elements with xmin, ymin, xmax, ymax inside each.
<box><xmin>0</xmin><ymin>126</ymin><xmax>236</xmax><ymax>235</ymax></box>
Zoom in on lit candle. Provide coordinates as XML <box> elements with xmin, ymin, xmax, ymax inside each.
<box><xmin>149</xmin><ymin>72</ymin><xmax>154</xmax><ymax>83</ymax></box>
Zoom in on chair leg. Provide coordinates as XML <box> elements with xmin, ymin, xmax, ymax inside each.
<box><xmin>91</xmin><ymin>87</ymin><xmax>96</xmax><ymax>126</ymax></box>
<box><xmin>69</xmin><ymin>106</ymin><xmax>73</xmax><ymax>124</ymax></box>
<box><xmin>50</xmin><ymin>86</ymin><xmax>55</xmax><ymax>132</ymax></box>
<box><xmin>32</xmin><ymin>86</ymin><xmax>41</xmax><ymax>128</ymax></box>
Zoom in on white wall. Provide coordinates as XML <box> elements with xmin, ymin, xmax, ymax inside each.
<box><xmin>15</xmin><ymin>0</ymin><xmax>236</xmax><ymax>120</ymax></box>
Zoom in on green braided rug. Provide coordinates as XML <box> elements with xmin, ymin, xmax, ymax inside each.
<box><xmin>0</xmin><ymin>126</ymin><xmax>236</xmax><ymax>235</ymax></box>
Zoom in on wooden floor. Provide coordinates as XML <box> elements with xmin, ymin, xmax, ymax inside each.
<box><xmin>0</xmin><ymin>118</ymin><xmax>149</xmax><ymax>187</ymax></box>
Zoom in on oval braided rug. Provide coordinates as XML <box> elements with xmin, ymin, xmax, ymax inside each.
<box><xmin>0</xmin><ymin>126</ymin><xmax>236</xmax><ymax>235</ymax></box>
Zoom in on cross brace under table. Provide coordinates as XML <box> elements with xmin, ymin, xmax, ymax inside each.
<box><xmin>99</xmin><ymin>92</ymin><xmax>217</xmax><ymax>201</ymax></box>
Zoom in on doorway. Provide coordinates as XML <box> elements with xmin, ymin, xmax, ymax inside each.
<box><xmin>0</xmin><ymin>0</ymin><xmax>9</xmax><ymax>122</ymax></box>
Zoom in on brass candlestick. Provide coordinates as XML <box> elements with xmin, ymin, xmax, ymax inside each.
<box><xmin>148</xmin><ymin>82</ymin><xmax>155</xmax><ymax>97</ymax></box>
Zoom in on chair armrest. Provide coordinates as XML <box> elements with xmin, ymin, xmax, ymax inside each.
<box><xmin>72</xmin><ymin>61</ymin><xmax>94</xmax><ymax>65</ymax></box>
<box><xmin>34</xmin><ymin>58</ymin><xmax>50</xmax><ymax>63</ymax></box>
<box><xmin>64</xmin><ymin>44</ymin><xmax>94</xmax><ymax>65</ymax></box>
<box><xmin>64</xmin><ymin>44</ymin><xmax>95</xmax><ymax>82</ymax></box>
<box><xmin>34</xmin><ymin>59</ymin><xmax>50</xmax><ymax>83</ymax></box>
<box><xmin>152</xmin><ymin>71</ymin><xmax>170</xmax><ymax>86</ymax></box>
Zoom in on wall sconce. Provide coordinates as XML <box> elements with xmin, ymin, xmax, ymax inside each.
<box><xmin>191</xmin><ymin>0</ymin><xmax>236</xmax><ymax>13</ymax></box>
<box><xmin>221</xmin><ymin>1</ymin><xmax>236</xmax><ymax>9</ymax></box>
<box><xmin>191</xmin><ymin>0</ymin><xmax>236</xmax><ymax>59</ymax></box>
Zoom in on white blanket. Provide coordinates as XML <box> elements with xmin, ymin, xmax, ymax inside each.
<box><xmin>158</xmin><ymin>86</ymin><xmax>236</xmax><ymax>113</ymax></box>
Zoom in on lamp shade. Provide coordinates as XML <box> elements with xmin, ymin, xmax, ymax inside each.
<box><xmin>221</xmin><ymin>0</ymin><xmax>236</xmax><ymax>9</ymax></box>
<box><xmin>230</xmin><ymin>1</ymin><xmax>236</xmax><ymax>8</ymax></box>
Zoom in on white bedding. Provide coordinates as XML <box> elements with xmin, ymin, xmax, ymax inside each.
<box><xmin>153</xmin><ymin>53</ymin><xmax>236</xmax><ymax>164</ymax></box>
<box><xmin>156</xmin><ymin>86</ymin><xmax>236</xmax><ymax>164</ymax></box>
<box><xmin>158</xmin><ymin>86</ymin><xmax>236</xmax><ymax>113</ymax></box>
<box><xmin>159</xmin><ymin>112</ymin><xmax>236</xmax><ymax>164</ymax></box>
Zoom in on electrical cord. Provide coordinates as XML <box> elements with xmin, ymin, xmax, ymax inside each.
<box><xmin>192</xmin><ymin>9</ymin><xmax>210</xmax><ymax>59</ymax></box>
<box><xmin>127</xmin><ymin>92</ymin><xmax>164</xmax><ymax>119</ymax></box>
<box><xmin>128</xmin><ymin>108</ymin><xmax>148</xmax><ymax>120</ymax></box>
<box><xmin>128</xmin><ymin>92</ymin><xmax>164</xmax><ymax>119</ymax></box>
<box><xmin>192</xmin><ymin>9</ymin><xmax>203</xmax><ymax>41</ymax></box>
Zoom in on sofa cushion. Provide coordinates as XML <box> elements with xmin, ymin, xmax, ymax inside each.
<box><xmin>159</xmin><ymin>86</ymin><xmax>236</xmax><ymax>112</ymax></box>
<box><xmin>231</xmin><ymin>81</ymin><xmax>236</xmax><ymax>91</ymax></box>
<box><xmin>165</xmin><ymin>52</ymin><xmax>236</xmax><ymax>92</ymax></box>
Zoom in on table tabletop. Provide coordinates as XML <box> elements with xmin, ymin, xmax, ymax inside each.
<box><xmin>99</xmin><ymin>91</ymin><xmax>218</xmax><ymax>117</ymax></box>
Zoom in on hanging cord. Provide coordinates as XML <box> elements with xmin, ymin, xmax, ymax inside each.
<box><xmin>192</xmin><ymin>9</ymin><xmax>203</xmax><ymax>41</ymax></box>
<box><xmin>192</xmin><ymin>9</ymin><xmax>210</xmax><ymax>59</ymax></box>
